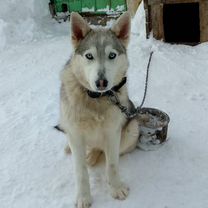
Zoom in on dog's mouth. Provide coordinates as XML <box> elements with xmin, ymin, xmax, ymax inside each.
<box><xmin>96</xmin><ymin>87</ymin><xmax>109</xmax><ymax>92</ymax></box>
<box><xmin>86</xmin><ymin>84</ymin><xmax>110</xmax><ymax>93</ymax></box>
<box><xmin>91</xmin><ymin>88</ymin><xmax>110</xmax><ymax>93</ymax></box>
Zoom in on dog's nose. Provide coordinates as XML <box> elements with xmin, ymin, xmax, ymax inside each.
<box><xmin>95</xmin><ymin>79</ymin><xmax>108</xmax><ymax>90</ymax></box>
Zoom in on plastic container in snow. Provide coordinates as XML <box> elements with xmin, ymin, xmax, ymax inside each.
<box><xmin>137</xmin><ymin>107</ymin><xmax>170</xmax><ymax>151</ymax></box>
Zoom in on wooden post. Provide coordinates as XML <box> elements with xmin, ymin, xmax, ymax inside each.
<box><xmin>144</xmin><ymin>0</ymin><xmax>151</xmax><ymax>39</ymax></box>
<box><xmin>200</xmin><ymin>0</ymin><xmax>208</xmax><ymax>42</ymax></box>
<box><xmin>151</xmin><ymin>3</ymin><xmax>164</xmax><ymax>40</ymax></box>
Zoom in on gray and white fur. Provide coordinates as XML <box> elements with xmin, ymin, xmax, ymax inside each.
<box><xmin>58</xmin><ymin>12</ymin><xmax>140</xmax><ymax>208</ymax></box>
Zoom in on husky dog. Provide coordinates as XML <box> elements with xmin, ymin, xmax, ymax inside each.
<box><xmin>59</xmin><ymin>12</ymin><xmax>139</xmax><ymax>208</ymax></box>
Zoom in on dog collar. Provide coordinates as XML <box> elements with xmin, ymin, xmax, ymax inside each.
<box><xmin>87</xmin><ymin>77</ymin><xmax>127</xmax><ymax>98</ymax></box>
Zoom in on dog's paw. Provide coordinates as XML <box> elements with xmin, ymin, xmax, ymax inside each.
<box><xmin>76</xmin><ymin>196</ymin><xmax>92</xmax><ymax>208</ymax></box>
<box><xmin>86</xmin><ymin>149</ymin><xmax>102</xmax><ymax>166</ymax></box>
<box><xmin>110</xmin><ymin>183</ymin><xmax>129</xmax><ymax>200</ymax></box>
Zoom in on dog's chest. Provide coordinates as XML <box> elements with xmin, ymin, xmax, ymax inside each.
<box><xmin>80</xmin><ymin>106</ymin><xmax>126</xmax><ymax>149</ymax></box>
<box><xmin>84</xmin><ymin>126</ymin><xmax>106</xmax><ymax>149</ymax></box>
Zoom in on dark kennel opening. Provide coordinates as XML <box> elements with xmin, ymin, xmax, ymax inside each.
<box><xmin>163</xmin><ymin>3</ymin><xmax>200</xmax><ymax>44</ymax></box>
<box><xmin>62</xmin><ymin>4</ymin><xmax>68</xmax><ymax>12</ymax></box>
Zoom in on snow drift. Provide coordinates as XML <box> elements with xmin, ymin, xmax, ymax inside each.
<box><xmin>0</xmin><ymin>0</ymin><xmax>49</xmax><ymax>50</ymax></box>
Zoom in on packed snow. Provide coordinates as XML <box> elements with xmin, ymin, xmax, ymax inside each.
<box><xmin>1</xmin><ymin>1</ymin><xmax>208</xmax><ymax>208</ymax></box>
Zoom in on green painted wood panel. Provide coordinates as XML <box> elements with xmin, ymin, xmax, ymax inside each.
<box><xmin>82</xmin><ymin>0</ymin><xmax>95</xmax><ymax>12</ymax></box>
<box><xmin>53</xmin><ymin>0</ymin><xmax>126</xmax><ymax>13</ymax></box>
<box><xmin>95</xmin><ymin>0</ymin><xmax>110</xmax><ymax>11</ymax></box>
<box><xmin>68</xmin><ymin>0</ymin><xmax>82</xmax><ymax>12</ymax></box>
<box><xmin>111</xmin><ymin>0</ymin><xmax>127</xmax><ymax>11</ymax></box>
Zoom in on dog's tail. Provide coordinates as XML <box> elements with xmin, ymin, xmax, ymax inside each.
<box><xmin>54</xmin><ymin>125</ymin><xmax>65</xmax><ymax>133</ymax></box>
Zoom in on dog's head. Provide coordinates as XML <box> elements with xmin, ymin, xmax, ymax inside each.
<box><xmin>70</xmin><ymin>12</ymin><xmax>131</xmax><ymax>92</ymax></box>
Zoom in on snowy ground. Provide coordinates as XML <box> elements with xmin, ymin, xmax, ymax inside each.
<box><xmin>1</xmin><ymin>2</ymin><xmax>208</xmax><ymax>208</ymax></box>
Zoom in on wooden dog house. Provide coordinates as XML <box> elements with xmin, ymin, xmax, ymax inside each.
<box><xmin>144</xmin><ymin>0</ymin><xmax>208</xmax><ymax>45</ymax></box>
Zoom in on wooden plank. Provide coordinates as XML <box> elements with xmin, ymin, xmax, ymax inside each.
<box><xmin>148</xmin><ymin>0</ymin><xmax>200</xmax><ymax>5</ymax></box>
<box><xmin>151</xmin><ymin>4</ymin><xmax>164</xmax><ymax>40</ymax></box>
<box><xmin>144</xmin><ymin>0</ymin><xmax>151</xmax><ymax>38</ymax></box>
<box><xmin>143</xmin><ymin>0</ymin><xmax>148</xmax><ymax>9</ymax></box>
<box><xmin>200</xmin><ymin>0</ymin><xmax>208</xmax><ymax>42</ymax></box>
<box><xmin>158</xmin><ymin>3</ymin><xmax>164</xmax><ymax>40</ymax></box>
<box><xmin>164</xmin><ymin>0</ymin><xmax>200</xmax><ymax>3</ymax></box>
<box><xmin>145</xmin><ymin>7</ymin><xmax>151</xmax><ymax>38</ymax></box>
<box><xmin>127</xmin><ymin>0</ymin><xmax>142</xmax><ymax>17</ymax></box>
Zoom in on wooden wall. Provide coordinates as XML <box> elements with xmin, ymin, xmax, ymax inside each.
<box><xmin>144</xmin><ymin>0</ymin><xmax>208</xmax><ymax>43</ymax></box>
<box><xmin>127</xmin><ymin>0</ymin><xmax>142</xmax><ymax>17</ymax></box>
<box><xmin>200</xmin><ymin>0</ymin><xmax>208</xmax><ymax>42</ymax></box>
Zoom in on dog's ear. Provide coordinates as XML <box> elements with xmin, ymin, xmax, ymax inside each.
<box><xmin>111</xmin><ymin>12</ymin><xmax>131</xmax><ymax>47</ymax></box>
<box><xmin>70</xmin><ymin>12</ymin><xmax>91</xmax><ymax>48</ymax></box>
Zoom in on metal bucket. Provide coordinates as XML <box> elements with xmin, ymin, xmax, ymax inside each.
<box><xmin>136</xmin><ymin>108</ymin><xmax>170</xmax><ymax>151</ymax></box>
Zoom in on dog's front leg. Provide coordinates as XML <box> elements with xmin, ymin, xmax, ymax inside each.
<box><xmin>105</xmin><ymin>129</ymin><xmax>129</xmax><ymax>200</ymax></box>
<box><xmin>68</xmin><ymin>132</ymin><xmax>92</xmax><ymax>208</ymax></box>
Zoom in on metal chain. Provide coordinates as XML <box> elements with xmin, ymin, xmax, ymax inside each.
<box><xmin>108</xmin><ymin>91</ymin><xmax>138</xmax><ymax>118</ymax></box>
<box><xmin>108</xmin><ymin>51</ymin><xmax>154</xmax><ymax>119</ymax></box>
<box><xmin>137</xmin><ymin>51</ymin><xmax>153</xmax><ymax>110</ymax></box>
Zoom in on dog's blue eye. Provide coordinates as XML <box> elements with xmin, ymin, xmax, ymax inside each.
<box><xmin>85</xmin><ymin>53</ymin><xmax>94</xmax><ymax>60</ymax></box>
<box><xmin>109</xmin><ymin>52</ymin><xmax>116</xmax><ymax>60</ymax></box>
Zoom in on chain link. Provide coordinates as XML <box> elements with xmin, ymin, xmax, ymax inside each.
<box><xmin>108</xmin><ymin>91</ymin><xmax>137</xmax><ymax>118</ymax></box>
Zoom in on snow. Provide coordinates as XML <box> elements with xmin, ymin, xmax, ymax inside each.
<box><xmin>0</xmin><ymin>0</ymin><xmax>49</xmax><ymax>48</ymax></box>
<box><xmin>97</xmin><ymin>5</ymin><xmax>110</xmax><ymax>12</ymax></box>
<box><xmin>82</xmin><ymin>7</ymin><xmax>95</xmax><ymax>12</ymax></box>
<box><xmin>1</xmin><ymin>1</ymin><xmax>208</xmax><ymax>208</ymax></box>
<box><xmin>69</xmin><ymin>5</ymin><xmax>125</xmax><ymax>13</ymax></box>
<box><xmin>115</xmin><ymin>5</ymin><xmax>125</xmax><ymax>12</ymax></box>
<box><xmin>0</xmin><ymin>19</ymin><xmax>7</xmax><ymax>51</ymax></box>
